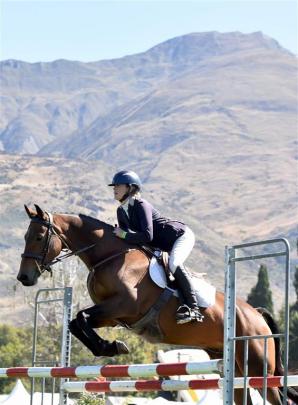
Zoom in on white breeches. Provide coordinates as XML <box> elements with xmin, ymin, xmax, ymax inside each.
<box><xmin>168</xmin><ymin>226</ymin><xmax>195</xmax><ymax>274</ymax></box>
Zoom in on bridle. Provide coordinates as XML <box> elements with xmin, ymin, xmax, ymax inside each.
<box><xmin>21</xmin><ymin>212</ymin><xmax>95</xmax><ymax>275</ymax></box>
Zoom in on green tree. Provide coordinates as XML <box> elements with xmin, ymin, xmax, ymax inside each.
<box><xmin>0</xmin><ymin>324</ymin><xmax>32</xmax><ymax>393</ymax></box>
<box><xmin>293</xmin><ymin>265</ymin><xmax>298</xmax><ymax>301</ymax></box>
<box><xmin>288</xmin><ymin>266</ymin><xmax>298</xmax><ymax>368</ymax></box>
<box><xmin>247</xmin><ymin>264</ymin><xmax>274</xmax><ymax>314</ymax></box>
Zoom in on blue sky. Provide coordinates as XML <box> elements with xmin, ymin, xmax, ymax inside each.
<box><xmin>0</xmin><ymin>0</ymin><xmax>297</xmax><ymax>62</ymax></box>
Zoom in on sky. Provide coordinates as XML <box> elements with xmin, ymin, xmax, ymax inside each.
<box><xmin>0</xmin><ymin>0</ymin><xmax>297</xmax><ymax>62</ymax></box>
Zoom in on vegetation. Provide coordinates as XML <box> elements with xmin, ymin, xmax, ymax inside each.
<box><xmin>0</xmin><ymin>324</ymin><xmax>32</xmax><ymax>393</ymax></box>
<box><xmin>77</xmin><ymin>393</ymin><xmax>105</xmax><ymax>405</ymax></box>
<box><xmin>273</xmin><ymin>266</ymin><xmax>298</xmax><ymax>370</ymax></box>
<box><xmin>288</xmin><ymin>266</ymin><xmax>298</xmax><ymax>368</ymax></box>
<box><xmin>247</xmin><ymin>264</ymin><xmax>274</xmax><ymax>314</ymax></box>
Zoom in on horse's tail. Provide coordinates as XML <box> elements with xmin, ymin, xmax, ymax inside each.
<box><xmin>257</xmin><ymin>307</ymin><xmax>298</xmax><ymax>404</ymax></box>
<box><xmin>257</xmin><ymin>307</ymin><xmax>284</xmax><ymax>374</ymax></box>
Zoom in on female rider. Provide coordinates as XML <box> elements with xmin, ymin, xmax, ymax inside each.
<box><xmin>109</xmin><ymin>170</ymin><xmax>203</xmax><ymax>324</ymax></box>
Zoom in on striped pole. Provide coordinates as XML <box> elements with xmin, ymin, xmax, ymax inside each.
<box><xmin>62</xmin><ymin>375</ymin><xmax>298</xmax><ymax>393</ymax></box>
<box><xmin>0</xmin><ymin>359</ymin><xmax>223</xmax><ymax>379</ymax></box>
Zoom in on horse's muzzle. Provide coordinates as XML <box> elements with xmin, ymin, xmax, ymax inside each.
<box><xmin>17</xmin><ymin>273</ymin><xmax>36</xmax><ymax>286</ymax></box>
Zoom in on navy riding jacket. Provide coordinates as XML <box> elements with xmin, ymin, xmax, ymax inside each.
<box><xmin>117</xmin><ymin>198</ymin><xmax>186</xmax><ymax>252</ymax></box>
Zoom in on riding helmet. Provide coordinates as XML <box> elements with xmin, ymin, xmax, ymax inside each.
<box><xmin>108</xmin><ymin>170</ymin><xmax>142</xmax><ymax>189</ymax></box>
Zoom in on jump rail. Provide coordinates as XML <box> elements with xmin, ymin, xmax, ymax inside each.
<box><xmin>0</xmin><ymin>359</ymin><xmax>223</xmax><ymax>379</ymax></box>
<box><xmin>62</xmin><ymin>376</ymin><xmax>298</xmax><ymax>393</ymax></box>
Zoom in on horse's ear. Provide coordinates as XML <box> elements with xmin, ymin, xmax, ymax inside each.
<box><xmin>34</xmin><ymin>204</ymin><xmax>47</xmax><ymax>220</ymax></box>
<box><xmin>24</xmin><ymin>204</ymin><xmax>35</xmax><ymax>219</ymax></box>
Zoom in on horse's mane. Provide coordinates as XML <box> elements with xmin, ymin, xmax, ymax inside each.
<box><xmin>78</xmin><ymin>214</ymin><xmax>114</xmax><ymax>232</ymax></box>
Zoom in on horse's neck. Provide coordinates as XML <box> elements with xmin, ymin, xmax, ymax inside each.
<box><xmin>55</xmin><ymin>213</ymin><xmax>126</xmax><ymax>266</ymax></box>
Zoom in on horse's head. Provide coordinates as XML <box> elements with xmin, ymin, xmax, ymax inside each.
<box><xmin>17</xmin><ymin>204</ymin><xmax>64</xmax><ymax>286</ymax></box>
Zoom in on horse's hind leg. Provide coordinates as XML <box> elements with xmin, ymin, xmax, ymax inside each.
<box><xmin>234</xmin><ymin>386</ymin><xmax>282</xmax><ymax>405</ymax></box>
<box><xmin>256</xmin><ymin>387</ymin><xmax>282</xmax><ymax>405</ymax></box>
<box><xmin>233</xmin><ymin>363</ymin><xmax>254</xmax><ymax>405</ymax></box>
<box><xmin>235</xmin><ymin>339</ymin><xmax>283</xmax><ymax>405</ymax></box>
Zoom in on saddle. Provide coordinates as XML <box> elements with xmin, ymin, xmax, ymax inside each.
<box><xmin>140</xmin><ymin>246</ymin><xmax>174</xmax><ymax>283</ymax></box>
<box><xmin>140</xmin><ymin>245</ymin><xmax>216</xmax><ymax>309</ymax></box>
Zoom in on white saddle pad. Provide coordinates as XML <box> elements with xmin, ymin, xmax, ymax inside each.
<box><xmin>149</xmin><ymin>257</ymin><xmax>216</xmax><ymax>308</ymax></box>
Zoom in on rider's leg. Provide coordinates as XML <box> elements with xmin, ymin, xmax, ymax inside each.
<box><xmin>168</xmin><ymin>227</ymin><xmax>204</xmax><ymax>324</ymax></box>
<box><xmin>174</xmin><ymin>266</ymin><xmax>204</xmax><ymax>323</ymax></box>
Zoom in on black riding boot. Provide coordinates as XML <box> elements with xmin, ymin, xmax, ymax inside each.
<box><xmin>174</xmin><ymin>266</ymin><xmax>204</xmax><ymax>324</ymax></box>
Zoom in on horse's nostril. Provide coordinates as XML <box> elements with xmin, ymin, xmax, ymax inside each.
<box><xmin>17</xmin><ymin>274</ymin><xmax>28</xmax><ymax>282</ymax></box>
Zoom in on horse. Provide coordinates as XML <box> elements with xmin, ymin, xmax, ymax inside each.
<box><xmin>17</xmin><ymin>204</ymin><xmax>298</xmax><ymax>405</ymax></box>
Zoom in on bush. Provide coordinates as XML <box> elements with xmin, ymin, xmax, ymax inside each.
<box><xmin>77</xmin><ymin>393</ymin><xmax>105</xmax><ymax>405</ymax></box>
<box><xmin>0</xmin><ymin>324</ymin><xmax>32</xmax><ymax>393</ymax></box>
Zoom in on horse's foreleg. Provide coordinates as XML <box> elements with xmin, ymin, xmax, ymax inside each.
<box><xmin>69</xmin><ymin>317</ymin><xmax>106</xmax><ymax>356</ymax></box>
<box><xmin>75</xmin><ymin>309</ymin><xmax>129</xmax><ymax>357</ymax></box>
<box><xmin>69</xmin><ymin>295</ymin><xmax>137</xmax><ymax>357</ymax></box>
<box><xmin>69</xmin><ymin>315</ymin><xmax>128</xmax><ymax>357</ymax></box>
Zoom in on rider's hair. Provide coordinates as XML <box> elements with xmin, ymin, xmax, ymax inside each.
<box><xmin>129</xmin><ymin>185</ymin><xmax>141</xmax><ymax>198</ymax></box>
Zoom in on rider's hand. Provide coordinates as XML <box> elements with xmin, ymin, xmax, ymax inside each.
<box><xmin>113</xmin><ymin>226</ymin><xmax>127</xmax><ymax>239</ymax></box>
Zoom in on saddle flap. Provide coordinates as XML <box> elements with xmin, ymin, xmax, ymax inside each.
<box><xmin>149</xmin><ymin>257</ymin><xmax>216</xmax><ymax>308</ymax></box>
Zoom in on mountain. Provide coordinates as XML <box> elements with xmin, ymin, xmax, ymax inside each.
<box><xmin>1</xmin><ymin>31</ymin><xmax>294</xmax><ymax>157</ymax></box>
<box><xmin>0</xmin><ymin>31</ymin><xmax>297</xmax><ymax>324</ymax></box>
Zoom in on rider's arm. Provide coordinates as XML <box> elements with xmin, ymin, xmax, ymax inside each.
<box><xmin>123</xmin><ymin>200</ymin><xmax>153</xmax><ymax>244</ymax></box>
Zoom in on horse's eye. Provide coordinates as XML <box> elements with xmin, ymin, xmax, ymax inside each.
<box><xmin>36</xmin><ymin>235</ymin><xmax>43</xmax><ymax>241</ymax></box>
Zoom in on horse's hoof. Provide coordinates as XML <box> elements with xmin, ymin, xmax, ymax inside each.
<box><xmin>115</xmin><ymin>340</ymin><xmax>130</xmax><ymax>355</ymax></box>
<box><xmin>93</xmin><ymin>340</ymin><xmax>129</xmax><ymax>357</ymax></box>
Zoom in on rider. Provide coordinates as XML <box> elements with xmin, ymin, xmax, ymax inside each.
<box><xmin>108</xmin><ymin>169</ymin><xmax>204</xmax><ymax>324</ymax></box>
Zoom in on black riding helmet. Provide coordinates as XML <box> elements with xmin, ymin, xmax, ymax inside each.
<box><xmin>108</xmin><ymin>170</ymin><xmax>142</xmax><ymax>190</ymax></box>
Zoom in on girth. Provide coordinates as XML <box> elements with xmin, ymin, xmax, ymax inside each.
<box><xmin>121</xmin><ymin>287</ymin><xmax>174</xmax><ymax>343</ymax></box>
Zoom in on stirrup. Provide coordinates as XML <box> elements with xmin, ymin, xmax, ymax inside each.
<box><xmin>176</xmin><ymin>304</ymin><xmax>204</xmax><ymax>324</ymax></box>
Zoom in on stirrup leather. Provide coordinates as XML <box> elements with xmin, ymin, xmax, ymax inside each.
<box><xmin>176</xmin><ymin>304</ymin><xmax>204</xmax><ymax>324</ymax></box>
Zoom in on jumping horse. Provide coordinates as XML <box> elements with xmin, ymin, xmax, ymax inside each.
<box><xmin>17</xmin><ymin>205</ymin><xmax>298</xmax><ymax>405</ymax></box>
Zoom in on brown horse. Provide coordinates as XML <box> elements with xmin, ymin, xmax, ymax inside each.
<box><xmin>17</xmin><ymin>205</ymin><xmax>297</xmax><ymax>405</ymax></box>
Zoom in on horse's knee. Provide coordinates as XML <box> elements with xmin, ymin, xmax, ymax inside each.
<box><xmin>68</xmin><ymin>318</ymin><xmax>78</xmax><ymax>335</ymax></box>
<box><xmin>76</xmin><ymin>309</ymin><xmax>87</xmax><ymax>322</ymax></box>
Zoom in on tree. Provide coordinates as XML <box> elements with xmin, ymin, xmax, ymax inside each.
<box><xmin>247</xmin><ymin>264</ymin><xmax>274</xmax><ymax>314</ymax></box>
<box><xmin>288</xmin><ymin>266</ymin><xmax>298</xmax><ymax>368</ymax></box>
<box><xmin>293</xmin><ymin>265</ymin><xmax>298</xmax><ymax>302</ymax></box>
<box><xmin>0</xmin><ymin>325</ymin><xmax>32</xmax><ymax>393</ymax></box>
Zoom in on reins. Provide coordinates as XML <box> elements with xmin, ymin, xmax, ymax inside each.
<box><xmin>21</xmin><ymin>211</ymin><xmax>133</xmax><ymax>275</ymax></box>
<box><xmin>92</xmin><ymin>249</ymin><xmax>134</xmax><ymax>271</ymax></box>
<box><xmin>48</xmin><ymin>244</ymin><xmax>97</xmax><ymax>267</ymax></box>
